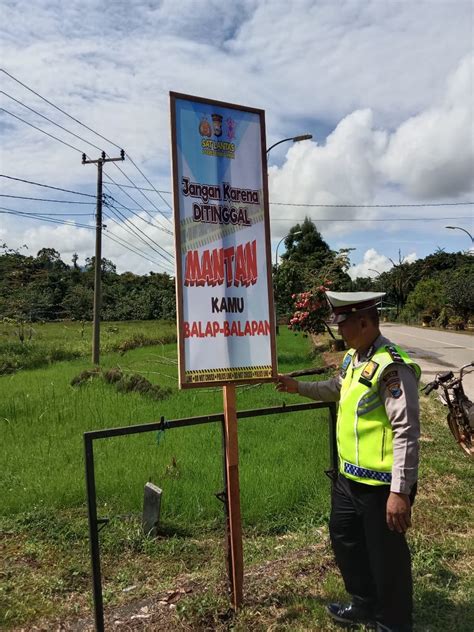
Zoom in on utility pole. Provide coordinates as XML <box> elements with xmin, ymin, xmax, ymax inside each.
<box><xmin>82</xmin><ymin>150</ymin><xmax>125</xmax><ymax>364</ymax></box>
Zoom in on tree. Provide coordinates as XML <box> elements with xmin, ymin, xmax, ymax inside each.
<box><xmin>62</xmin><ymin>285</ymin><xmax>93</xmax><ymax>320</ymax></box>
<box><xmin>274</xmin><ymin>219</ymin><xmax>352</xmax><ymax>319</ymax></box>
<box><xmin>36</xmin><ymin>248</ymin><xmax>66</xmax><ymax>270</ymax></box>
<box><xmin>280</xmin><ymin>217</ymin><xmax>333</xmax><ymax>269</ymax></box>
<box><xmin>443</xmin><ymin>265</ymin><xmax>474</xmax><ymax>325</ymax></box>
<box><xmin>401</xmin><ymin>278</ymin><xmax>447</xmax><ymax>321</ymax></box>
<box><xmin>273</xmin><ymin>260</ymin><xmax>309</xmax><ymax>319</ymax></box>
<box><xmin>85</xmin><ymin>257</ymin><xmax>117</xmax><ymax>274</ymax></box>
<box><xmin>351</xmin><ymin>276</ymin><xmax>374</xmax><ymax>291</ymax></box>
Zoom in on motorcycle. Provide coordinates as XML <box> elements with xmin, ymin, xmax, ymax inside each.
<box><xmin>423</xmin><ymin>362</ymin><xmax>474</xmax><ymax>457</ymax></box>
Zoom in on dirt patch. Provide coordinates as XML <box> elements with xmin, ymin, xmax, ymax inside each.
<box><xmin>23</xmin><ymin>544</ymin><xmax>336</xmax><ymax>632</ymax></box>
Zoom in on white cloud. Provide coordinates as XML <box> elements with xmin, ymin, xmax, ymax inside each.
<box><xmin>268</xmin><ymin>109</ymin><xmax>387</xmax><ymax>239</ymax></box>
<box><xmin>0</xmin><ymin>1</ymin><xmax>473</xmax><ymax>271</ymax></box>
<box><xmin>402</xmin><ymin>253</ymin><xmax>418</xmax><ymax>265</ymax></box>
<box><xmin>348</xmin><ymin>248</ymin><xmax>418</xmax><ymax>279</ymax></box>
<box><xmin>267</xmin><ymin>54</ymin><xmax>473</xmax><ymax>244</ymax></box>
<box><xmin>380</xmin><ymin>55</ymin><xmax>474</xmax><ymax>198</ymax></box>
<box><xmin>349</xmin><ymin>248</ymin><xmax>393</xmax><ymax>279</ymax></box>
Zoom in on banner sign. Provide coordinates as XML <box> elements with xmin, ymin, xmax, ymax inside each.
<box><xmin>170</xmin><ymin>92</ymin><xmax>277</xmax><ymax>388</ymax></box>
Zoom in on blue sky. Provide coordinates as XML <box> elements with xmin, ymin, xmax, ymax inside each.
<box><xmin>0</xmin><ymin>0</ymin><xmax>473</xmax><ymax>276</ymax></box>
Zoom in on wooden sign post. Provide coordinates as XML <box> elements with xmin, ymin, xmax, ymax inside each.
<box><xmin>222</xmin><ymin>384</ymin><xmax>243</xmax><ymax>608</ymax></box>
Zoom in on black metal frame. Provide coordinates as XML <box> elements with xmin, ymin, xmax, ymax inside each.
<box><xmin>84</xmin><ymin>401</ymin><xmax>337</xmax><ymax>631</ymax></box>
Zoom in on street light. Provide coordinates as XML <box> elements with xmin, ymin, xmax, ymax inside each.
<box><xmin>445</xmin><ymin>226</ymin><xmax>474</xmax><ymax>252</ymax></box>
<box><xmin>276</xmin><ymin>230</ymin><xmax>302</xmax><ymax>266</ymax></box>
<box><xmin>368</xmin><ymin>269</ymin><xmax>384</xmax><ymax>316</ymax></box>
<box><xmin>266</xmin><ymin>134</ymin><xmax>313</xmax><ymax>155</ymax></box>
<box><xmin>274</xmin><ymin>230</ymin><xmax>302</xmax><ymax>334</ymax></box>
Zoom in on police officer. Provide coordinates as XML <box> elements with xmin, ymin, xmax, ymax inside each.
<box><xmin>277</xmin><ymin>291</ymin><xmax>420</xmax><ymax>632</ymax></box>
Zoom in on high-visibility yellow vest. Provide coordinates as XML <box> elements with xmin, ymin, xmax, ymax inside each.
<box><xmin>337</xmin><ymin>343</ymin><xmax>420</xmax><ymax>486</ymax></box>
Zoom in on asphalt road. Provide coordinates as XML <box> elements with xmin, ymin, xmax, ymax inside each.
<box><xmin>380</xmin><ymin>323</ymin><xmax>474</xmax><ymax>400</ymax></box>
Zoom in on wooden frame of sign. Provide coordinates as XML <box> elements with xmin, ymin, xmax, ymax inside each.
<box><xmin>170</xmin><ymin>92</ymin><xmax>277</xmax><ymax>608</ymax></box>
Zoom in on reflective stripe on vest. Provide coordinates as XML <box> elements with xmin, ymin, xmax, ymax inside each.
<box><xmin>337</xmin><ymin>344</ymin><xmax>420</xmax><ymax>486</ymax></box>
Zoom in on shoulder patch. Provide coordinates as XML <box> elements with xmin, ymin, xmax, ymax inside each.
<box><xmin>362</xmin><ymin>360</ymin><xmax>379</xmax><ymax>381</ymax></box>
<box><xmin>387</xmin><ymin>382</ymin><xmax>403</xmax><ymax>398</ymax></box>
<box><xmin>386</xmin><ymin>345</ymin><xmax>403</xmax><ymax>363</ymax></box>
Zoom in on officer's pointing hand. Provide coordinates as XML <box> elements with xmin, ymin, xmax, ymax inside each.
<box><xmin>276</xmin><ymin>374</ymin><xmax>299</xmax><ymax>394</ymax></box>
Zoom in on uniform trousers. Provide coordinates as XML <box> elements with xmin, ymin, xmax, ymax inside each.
<box><xmin>329</xmin><ymin>474</ymin><xmax>416</xmax><ymax>627</ymax></box>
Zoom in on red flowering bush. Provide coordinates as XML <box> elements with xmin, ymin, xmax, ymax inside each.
<box><xmin>288</xmin><ymin>284</ymin><xmax>333</xmax><ymax>336</ymax></box>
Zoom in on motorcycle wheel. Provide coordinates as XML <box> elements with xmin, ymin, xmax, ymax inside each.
<box><xmin>447</xmin><ymin>411</ymin><xmax>473</xmax><ymax>457</ymax></box>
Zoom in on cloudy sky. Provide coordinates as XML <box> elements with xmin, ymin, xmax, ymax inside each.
<box><xmin>1</xmin><ymin>0</ymin><xmax>473</xmax><ymax>277</ymax></box>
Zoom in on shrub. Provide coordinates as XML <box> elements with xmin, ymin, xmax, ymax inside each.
<box><xmin>113</xmin><ymin>332</ymin><xmax>177</xmax><ymax>355</ymax></box>
<box><xmin>115</xmin><ymin>373</ymin><xmax>172</xmax><ymax>400</ymax></box>
<box><xmin>288</xmin><ymin>284</ymin><xmax>337</xmax><ymax>341</ymax></box>
<box><xmin>70</xmin><ymin>368</ymin><xmax>101</xmax><ymax>386</ymax></box>
<box><xmin>103</xmin><ymin>367</ymin><xmax>123</xmax><ymax>383</ymax></box>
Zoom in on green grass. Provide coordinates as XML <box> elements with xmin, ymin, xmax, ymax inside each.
<box><xmin>0</xmin><ymin>319</ymin><xmax>177</xmax><ymax>373</ymax></box>
<box><xmin>1</xmin><ymin>324</ymin><xmax>472</xmax><ymax>630</ymax></box>
<box><xmin>1</xmin><ymin>327</ymin><xmax>331</xmax><ymax>531</ymax></box>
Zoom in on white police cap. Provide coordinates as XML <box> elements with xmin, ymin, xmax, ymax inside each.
<box><xmin>326</xmin><ymin>291</ymin><xmax>386</xmax><ymax>324</ymax></box>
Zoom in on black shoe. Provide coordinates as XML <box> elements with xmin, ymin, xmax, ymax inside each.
<box><xmin>327</xmin><ymin>602</ymin><xmax>376</xmax><ymax>627</ymax></box>
<box><xmin>376</xmin><ymin>624</ymin><xmax>412</xmax><ymax>632</ymax></box>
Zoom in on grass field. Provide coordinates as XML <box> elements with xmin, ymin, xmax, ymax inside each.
<box><xmin>0</xmin><ymin>319</ymin><xmax>177</xmax><ymax>374</ymax></box>
<box><xmin>1</xmin><ymin>322</ymin><xmax>473</xmax><ymax>630</ymax></box>
<box><xmin>1</xmin><ymin>324</ymin><xmax>331</xmax><ymax>527</ymax></box>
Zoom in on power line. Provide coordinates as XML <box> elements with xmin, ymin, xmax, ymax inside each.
<box><xmin>103</xmin><ymin>191</ymin><xmax>173</xmax><ymax>234</ymax></box>
<box><xmin>1</xmin><ymin>90</ymin><xmax>104</xmax><ymax>153</ymax></box>
<box><xmin>270</xmin><ymin>201</ymin><xmax>474</xmax><ymax>208</ymax></box>
<box><xmin>5</xmin><ymin>209</ymin><xmax>92</xmax><ymax>216</ymax></box>
<box><xmin>2</xmin><ymin>69</ymin><xmax>170</xmax><ymax>217</ymax></box>
<box><xmin>101</xmin><ymin>180</ymin><xmax>474</xmax><ymax>209</ymax></box>
<box><xmin>102</xmin><ymin>175</ymin><xmax>171</xmax><ymax>234</ymax></box>
<box><xmin>0</xmin><ymin>193</ymin><xmax>95</xmax><ymax>205</ymax></box>
<box><xmin>103</xmin><ymin>206</ymin><xmax>174</xmax><ymax>264</ymax></box>
<box><xmin>104</xmin><ymin>199</ymin><xmax>172</xmax><ymax>216</ymax></box>
<box><xmin>271</xmin><ymin>216</ymin><xmax>474</xmax><ymax>222</ymax></box>
<box><xmin>103</xmin><ymin>229</ymin><xmax>174</xmax><ymax>273</ymax></box>
<box><xmin>104</xmin><ymin>209</ymin><xmax>172</xmax><ymax>262</ymax></box>
<box><xmin>102</xmin><ymin>177</ymin><xmax>171</xmax><ymax>195</ymax></box>
<box><xmin>0</xmin><ymin>208</ymin><xmax>173</xmax><ymax>272</ymax></box>
<box><xmin>0</xmin><ymin>212</ymin><xmax>172</xmax><ymax>272</ymax></box>
<box><xmin>0</xmin><ymin>174</ymin><xmax>95</xmax><ymax>197</ymax></box>
<box><xmin>126</xmin><ymin>154</ymin><xmax>173</xmax><ymax>211</ymax></box>
<box><xmin>1</xmin><ymin>68</ymin><xmax>122</xmax><ymax>151</ymax></box>
<box><xmin>0</xmin><ymin>206</ymin><xmax>95</xmax><ymax>229</ymax></box>
<box><xmin>110</xmin><ymin>161</ymin><xmax>173</xmax><ymax>226</ymax></box>
<box><xmin>1</xmin><ymin>107</ymin><xmax>87</xmax><ymax>155</ymax></box>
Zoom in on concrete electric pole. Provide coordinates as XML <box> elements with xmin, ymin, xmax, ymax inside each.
<box><xmin>82</xmin><ymin>150</ymin><xmax>125</xmax><ymax>364</ymax></box>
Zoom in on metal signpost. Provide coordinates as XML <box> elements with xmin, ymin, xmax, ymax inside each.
<box><xmin>84</xmin><ymin>401</ymin><xmax>337</xmax><ymax>631</ymax></box>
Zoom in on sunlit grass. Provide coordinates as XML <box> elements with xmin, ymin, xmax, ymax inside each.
<box><xmin>1</xmin><ymin>327</ymin><xmax>331</xmax><ymax>531</ymax></box>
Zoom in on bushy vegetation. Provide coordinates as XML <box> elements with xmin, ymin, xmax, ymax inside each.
<box><xmin>272</xmin><ymin>225</ymin><xmax>473</xmax><ymax>328</ymax></box>
<box><xmin>0</xmin><ymin>244</ymin><xmax>176</xmax><ymax>323</ymax></box>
